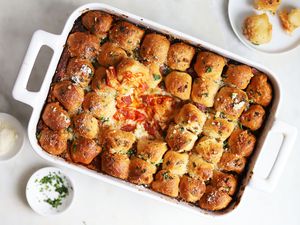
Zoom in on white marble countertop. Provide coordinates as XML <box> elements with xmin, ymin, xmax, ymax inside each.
<box><xmin>1</xmin><ymin>0</ymin><xmax>300</xmax><ymax>224</ymax></box>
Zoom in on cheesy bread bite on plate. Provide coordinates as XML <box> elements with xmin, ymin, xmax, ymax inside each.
<box><xmin>254</xmin><ymin>0</ymin><xmax>281</xmax><ymax>14</ymax></box>
<box><xmin>243</xmin><ymin>13</ymin><xmax>272</xmax><ymax>45</ymax></box>
<box><xmin>279</xmin><ymin>8</ymin><xmax>300</xmax><ymax>34</ymax></box>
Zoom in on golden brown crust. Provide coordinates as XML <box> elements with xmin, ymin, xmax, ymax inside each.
<box><xmin>223</xmin><ymin>64</ymin><xmax>253</xmax><ymax>89</ymax></box>
<box><xmin>91</xmin><ymin>66</ymin><xmax>107</xmax><ymax>91</ymax></box>
<box><xmin>193</xmin><ymin>136</ymin><xmax>223</xmax><ymax>165</ymax></box>
<box><xmin>174</xmin><ymin>103</ymin><xmax>207</xmax><ymax>135</ymax></box>
<box><xmin>194</xmin><ymin>51</ymin><xmax>226</xmax><ymax>80</ymax></box>
<box><xmin>191</xmin><ymin>77</ymin><xmax>220</xmax><ymax>107</ymax></box>
<box><xmin>38</xmin><ymin>128</ymin><xmax>68</xmax><ymax>155</ymax></box>
<box><xmin>136</xmin><ymin>138</ymin><xmax>168</xmax><ymax>164</ymax></box>
<box><xmin>165</xmin><ymin>71</ymin><xmax>192</xmax><ymax>100</ymax></box>
<box><xmin>146</xmin><ymin>63</ymin><xmax>163</xmax><ymax>88</ymax></box>
<box><xmin>67</xmin><ymin>32</ymin><xmax>100</xmax><ymax>60</ymax></box>
<box><xmin>199</xmin><ymin>186</ymin><xmax>232</xmax><ymax>211</ymax></box>
<box><xmin>254</xmin><ymin>0</ymin><xmax>281</xmax><ymax>14</ymax></box>
<box><xmin>166</xmin><ymin>124</ymin><xmax>198</xmax><ymax>152</ymax></box>
<box><xmin>52</xmin><ymin>80</ymin><xmax>84</xmax><ymax>114</ymax></box>
<box><xmin>140</xmin><ymin>33</ymin><xmax>170</xmax><ymax>65</ymax></box>
<box><xmin>151</xmin><ymin>95</ymin><xmax>177</xmax><ymax>130</ymax></box>
<box><xmin>101</xmin><ymin>151</ymin><xmax>130</xmax><ymax>180</ymax></box>
<box><xmin>82</xmin><ymin>91</ymin><xmax>106</xmax><ymax>118</ymax></box>
<box><xmin>211</xmin><ymin>171</ymin><xmax>237</xmax><ymax>196</ymax></box>
<box><xmin>42</xmin><ymin>102</ymin><xmax>70</xmax><ymax>130</ymax></box>
<box><xmin>187</xmin><ymin>154</ymin><xmax>214</xmax><ymax>181</ymax></box>
<box><xmin>214</xmin><ymin>86</ymin><xmax>248</xmax><ymax>120</ymax></box>
<box><xmin>82</xmin><ymin>90</ymin><xmax>116</xmax><ymax>120</ymax></box>
<box><xmin>246</xmin><ymin>73</ymin><xmax>272</xmax><ymax>107</ymax></box>
<box><xmin>105</xmin><ymin>129</ymin><xmax>136</xmax><ymax>154</ymax></box>
<box><xmin>82</xmin><ymin>11</ymin><xmax>113</xmax><ymax>38</ymax></box>
<box><xmin>179</xmin><ymin>175</ymin><xmax>206</xmax><ymax>203</ymax></box>
<box><xmin>66</xmin><ymin>58</ymin><xmax>94</xmax><ymax>88</ymax></box>
<box><xmin>109</xmin><ymin>21</ymin><xmax>145</xmax><ymax>52</ymax></box>
<box><xmin>73</xmin><ymin>112</ymin><xmax>99</xmax><ymax>139</ymax></box>
<box><xmin>228</xmin><ymin>128</ymin><xmax>256</xmax><ymax>157</ymax></box>
<box><xmin>97</xmin><ymin>42</ymin><xmax>127</xmax><ymax>67</ymax></box>
<box><xmin>167</xmin><ymin>42</ymin><xmax>195</xmax><ymax>71</ymax></box>
<box><xmin>218</xmin><ymin>152</ymin><xmax>246</xmax><ymax>174</ymax></box>
<box><xmin>279</xmin><ymin>9</ymin><xmax>300</xmax><ymax>34</ymax></box>
<box><xmin>116</xmin><ymin>58</ymin><xmax>151</xmax><ymax>91</ymax></box>
<box><xmin>151</xmin><ymin>170</ymin><xmax>180</xmax><ymax>197</ymax></box>
<box><xmin>128</xmin><ymin>157</ymin><xmax>157</xmax><ymax>185</ymax></box>
<box><xmin>202</xmin><ymin>114</ymin><xmax>236</xmax><ymax>141</ymax></box>
<box><xmin>243</xmin><ymin>14</ymin><xmax>272</xmax><ymax>45</ymax></box>
<box><xmin>162</xmin><ymin>151</ymin><xmax>189</xmax><ymax>176</ymax></box>
<box><xmin>240</xmin><ymin>104</ymin><xmax>265</xmax><ymax>131</ymax></box>
<box><xmin>70</xmin><ymin>136</ymin><xmax>102</xmax><ymax>164</ymax></box>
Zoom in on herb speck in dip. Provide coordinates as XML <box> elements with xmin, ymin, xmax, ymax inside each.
<box><xmin>36</xmin><ymin>171</ymin><xmax>70</xmax><ymax>209</ymax></box>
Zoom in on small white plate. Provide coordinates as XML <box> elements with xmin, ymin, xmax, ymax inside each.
<box><xmin>0</xmin><ymin>113</ymin><xmax>24</xmax><ymax>161</ymax></box>
<box><xmin>228</xmin><ymin>0</ymin><xmax>300</xmax><ymax>54</ymax></box>
<box><xmin>26</xmin><ymin>167</ymin><xmax>74</xmax><ymax>216</ymax></box>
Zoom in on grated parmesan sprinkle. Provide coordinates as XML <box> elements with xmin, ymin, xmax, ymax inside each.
<box><xmin>233</xmin><ymin>101</ymin><xmax>245</xmax><ymax>111</ymax></box>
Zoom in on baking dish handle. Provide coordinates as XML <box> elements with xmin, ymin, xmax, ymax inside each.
<box><xmin>249</xmin><ymin>119</ymin><xmax>297</xmax><ymax>192</ymax></box>
<box><xmin>12</xmin><ymin>30</ymin><xmax>60</xmax><ymax>107</ymax></box>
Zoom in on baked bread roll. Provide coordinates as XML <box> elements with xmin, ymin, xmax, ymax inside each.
<box><xmin>243</xmin><ymin>14</ymin><xmax>272</xmax><ymax>45</ymax></box>
<box><xmin>167</xmin><ymin>42</ymin><xmax>195</xmax><ymax>71</ymax></box>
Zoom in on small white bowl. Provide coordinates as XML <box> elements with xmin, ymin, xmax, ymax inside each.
<box><xmin>0</xmin><ymin>113</ymin><xmax>25</xmax><ymax>161</ymax></box>
<box><xmin>26</xmin><ymin>167</ymin><xmax>74</xmax><ymax>216</ymax></box>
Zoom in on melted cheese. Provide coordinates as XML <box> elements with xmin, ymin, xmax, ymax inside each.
<box><xmin>134</xmin><ymin>123</ymin><xmax>149</xmax><ymax>139</ymax></box>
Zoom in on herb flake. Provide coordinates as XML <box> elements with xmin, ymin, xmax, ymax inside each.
<box><xmin>37</xmin><ymin>172</ymin><xmax>70</xmax><ymax>209</ymax></box>
<box><xmin>153</xmin><ymin>74</ymin><xmax>161</xmax><ymax>81</ymax></box>
<box><xmin>206</xmin><ymin>67</ymin><xmax>212</xmax><ymax>73</ymax></box>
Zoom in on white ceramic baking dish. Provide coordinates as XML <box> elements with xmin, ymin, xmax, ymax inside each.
<box><xmin>13</xmin><ymin>3</ymin><xmax>297</xmax><ymax>216</ymax></box>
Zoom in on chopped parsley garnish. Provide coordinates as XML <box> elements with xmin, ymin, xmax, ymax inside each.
<box><xmin>37</xmin><ymin>172</ymin><xmax>70</xmax><ymax>209</ymax></box>
<box><xmin>201</xmin><ymin>92</ymin><xmax>209</xmax><ymax>97</ymax></box>
<box><xmin>100</xmin><ymin>117</ymin><xmax>109</xmax><ymax>123</ymax></box>
<box><xmin>206</xmin><ymin>67</ymin><xmax>212</xmax><ymax>73</ymax></box>
<box><xmin>223</xmin><ymin>140</ymin><xmax>228</xmax><ymax>148</ymax></box>
<box><xmin>238</xmin><ymin>122</ymin><xmax>243</xmax><ymax>130</ymax></box>
<box><xmin>72</xmin><ymin>144</ymin><xmax>77</xmax><ymax>152</ymax></box>
<box><xmin>127</xmin><ymin>149</ymin><xmax>135</xmax><ymax>157</ymax></box>
<box><xmin>219</xmin><ymin>112</ymin><xmax>226</xmax><ymax>119</ymax></box>
<box><xmin>44</xmin><ymin>198</ymin><xmax>62</xmax><ymax>209</ymax></box>
<box><xmin>162</xmin><ymin>171</ymin><xmax>172</xmax><ymax>180</ymax></box>
<box><xmin>153</xmin><ymin>74</ymin><xmax>161</xmax><ymax>81</ymax></box>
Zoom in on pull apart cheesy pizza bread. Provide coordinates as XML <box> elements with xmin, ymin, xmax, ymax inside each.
<box><xmin>37</xmin><ymin>10</ymin><xmax>273</xmax><ymax>212</ymax></box>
